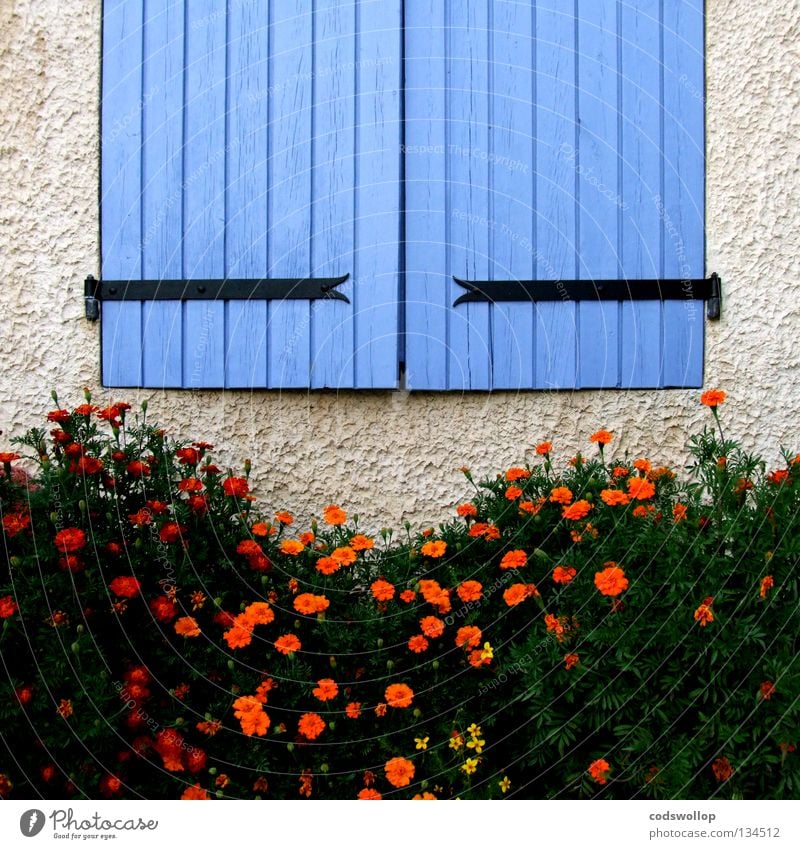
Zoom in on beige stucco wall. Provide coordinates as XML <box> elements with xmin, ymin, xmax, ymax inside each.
<box><xmin>1</xmin><ymin>0</ymin><xmax>798</xmax><ymax>528</ymax></box>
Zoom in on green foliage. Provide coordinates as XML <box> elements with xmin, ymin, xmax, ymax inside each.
<box><xmin>0</xmin><ymin>392</ymin><xmax>797</xmax><ymax>800</ymax></box>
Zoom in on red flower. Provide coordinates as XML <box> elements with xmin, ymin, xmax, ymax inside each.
<box><xmin>2</xmin><ymin>513</ymin><xmax>31</xmax><ymax>537</ymax></box>
<box><xmin>126</xmin><ymin>460</ymin><xmax>151</xmax><ymax>478</ymax></box>
<box><xmin>588</xmin><ymin>758</ymin><xmax>611</xmax><ymax>784</ymax></box>
<box><xmin>159</xmin><ymin>522</ymin><xmax>186</xmax><ymax>544</ymax></box>
<box><xmin>760</xmin><ymin>681</ymin><xmax>776</xmax><ymax>700</ymax></box>
<box><xmin>54</xmin><ymin>527</ymin><xmax>87</xmax><ymax>554</ymax></box>
<box><xmin>149</xmin><ymin>596</ymin><xmax>177</xmax><ymax>623</ymax></box>
<box><xmin>109</xmin><ymin>577</ymin><xmax>141</xmax><ymax>598</ymax></box>
<box><xmin>222</xmin><ymin>476</ymin><xmax>250</xmax><ymax>497</ymax></box>
<box><xmin>176</xmin><ymin>447</ymin><xmax>200</xmax><ymax>465</ymax></box>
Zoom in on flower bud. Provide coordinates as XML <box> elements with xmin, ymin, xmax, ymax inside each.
<box><xmin>432</xmin><ymin>660</ymin><xmax>440</xmax><ymax>671</ymax></box>
<box><xmin>413</xmin><ymin>708</ymin><xmax>422</xmax><ymax>719</ymax></box>
<box><xmin>70</xmin><ymin>641</ymin><xmax>80</xmax><ymax>654</ymax></box>
<box><xmin>215</xmin><ymin>790</ymin><xmax>224</xmax><ymax>799</ymax></box>
<box><xmin>9</xmin><ymin>556</ymin><xmax>21</xmax><ymax>568</ymax></box>
<box><xmin>376</xmin><ymin>638</ymin><xmax>384</xmax><ymax>649</ymax></box>
<box><xmin>76</xmin><ymin>624</ymin><xmax>84</xmax><ymax>635</ymax></box>
<box><xmin>327</xmin><ymin>721</ymin><xmax>336</xmax><ymax>732</ymax></box>
<box><xmin>208</xmin><ymin>767</ymin><xmax>217</xmax><ymax>775</ymax></box>
<box><xmin>286</xmin><ymin>742</ymin><xmax>295</xmax><ymax>753</ymax></box>
<box><xmin>244</xmin><ymin>459</ymin><xmax>251</xmax><ymax>475</ymax></box>
<box><xmin>329</xmin><ymin>656</ymin><xmax>337</xmax><ymax>668</ymax></box>
<box><xmin>50</xmin><ymin>512</ymin><xmax>58</xmax><ymax>524</ymax></box>
<box><xmin>320</xmin><ymin>763</ymin><xmax>330</xmax><ymax>773</ymax></box>
<box><xmin>175</xmin><ymin>718</ymin><xmax>184</xmax><ymax>726</ymax></box>
<box><xmin>227</xmin><ymin>660</ymin><xmax>235</xmax><ymax>670</ymax></box>
<box><xmin>386</xmin><ymin>660</ymin><xmax>394</xmax><ymax>670</ymax></box>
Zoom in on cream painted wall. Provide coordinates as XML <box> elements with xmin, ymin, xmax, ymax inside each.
<box><xmin>1</xmin><ymin>0</ymin><xmax>798</xmax><ymax>527</ymax></box>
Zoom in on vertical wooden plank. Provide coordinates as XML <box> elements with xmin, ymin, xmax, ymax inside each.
<box><xmin>268</xmin><ymin>1</ymin><xmax>313</xmax><ymax>388</ymax></box>
<box><xmin>662</xmin><ymin>0</ymin><xmax>705</xmax><ymax>387</ymax></box>
<box><xmin>182</xmin><ymin>0</ymin><xmax>226</xmax><ymax>388</ymax></box>
<box><xmin>404</xmin><ymin>0</ymin><xmax>448</xmax><ymax>390</ymax></box>
<box><xmin>490</xmin><ymin>0</ymin><xmax>535</xmax><ymax>390</ymax></box>
<box><xmin>577</xmin><ymin>0</ymin><xmax>620</xmax><ymax>388</ymax></box>
<box><xmin>141</xmin><ymin>0</ymin><xmax>183</xmax><ymax>389</ymax></box>
<box><xmin>534</xmin><ymin>0</ymin><xmax>578</xmax><ymax>389</ymax></box>
<box><xmin>225</xmin><ymin>0</ymin><xmax>269</xmax><ymax>388</ymax></box>
<box><xmin>310</xmin><ymin>0</ymin><xmax>355</xmax><ymax>388</ymax></box>
<box><xmin>354</xmin><ymin>0</ymin><xmax>403</xmax><ymax>388</ymax></box>
<box><xmin>101</xmin><ymin>0</ymin><xmax>143</xmax><ymax>387</ymax></box>
<box><xmin>447</xmin><ymin>0</ymin><xmax>492</xmax><ymax>390</ymax></box>
<box><xmin>620</xmin><ymin>0</ymin><xmax>663</xmax><ymax>388</ymax></box>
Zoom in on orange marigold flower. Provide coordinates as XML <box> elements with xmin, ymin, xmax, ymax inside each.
<box><xmin>323</xmin><ymin>504</ymin><xmax>347</xmax><ymax>525</ymax></box>
<box><xmin>456</xmin><ymin>581</ymin><xmax>483</xmax><ymax>603</ymax></box>
<box><xmin>233</xmin><ymin>695</ymin><xmax>271</xmax><ymax>736</ymax></box>
<box><xmin>237</xmin><ymin>539</ymin><xmax>263</xmax><ymax>558</ymax></box>
<box><xmin>562</xmin><ymin>500</ymin><xmax>592</xmax><ymax>521</ymax></box>
<box><xmin>590</xmin><ymin>430</ymin><xmax>614</xmax><ymax>445</ymax></box>
<box><xmin>274</xmin><ymin>511</ymin><xmax>294</xmax><ymax>525</ymax></box>
<box><xmin>251</xmin><ymin>522</ymin><xmax>271</xmax><ymax>537</ymax></box>
<box><xmin>293</xmin><ymin>593</ymin><xmax>329</xmax><ymax>615</ymax></box>
<box><xmin>500</xmin><ymin>550</ymin><xmax>527</xmax><ymax>570</ymax></box>
<box><xmin>371</xmin><ymin>579</ymin><xmax>396</xmax><ymax>602</ymax></box>
<box><xmin>299</xmin><ymin>531</ymin><xmax>315</xmax><ymax>546</ymax></box>
<box><xmin>418</xmin><ymin>579</ymin><xmax>443</xmax><ymax>603</ymax></box>
<box><xmin>627</xmin><ymin>477</ymin><xmax>656</xmax><ymax>500</ymax></box>
<box><xmin>421</xmin><ymin>540</ymin><xmax>447</xmax><ymax>558</ymax></box>
<box><xmin>535</xmin><ymin>441</ymin><xmax>553</xmax><ymax>455</ymax></box>
<box><xmin>594</xmin><ymin>563</ymin><xmax>628</xmax><ymax>597</ymax></box>
<box><xmin>181</xmin><ymin>783</ymin><xmax>210</xmax><ymax>800</ymax></box>
<box><xmin>564</xmin><ymin>653</ymin><xmax>580</xmax><ymax>670</ymax></box>
<box><xmin>345</xmin><ymin>701</ymin><xmax>362</xmax><ymax>719</ymax></box>
<box><xmin>505</xmin><ymin>485</ymin><xmax>523</xmax><ymax>500</ymax></box>
<box><xmin>760</xmin><ymin>681</ymin><xmax>776</xmax><ymax>700</ymax></box>
<box><xmin>274</xmin><ymin>633</ymin><xmax>301</xmax><ymax>655</ymax></box>
<box><xmin>280</xmin><ymin>539</ymin><xmax>305</xmax><ymax>556</ymax></box>
<box><xmin>553</xmin><ymin>565</ymin><xmax>577</xmax><ymax>585</ymax></box>
<box><xmin>408</xmin><ymin>634</ymin><xmax>429</xmax><ymax>653</ymax></box>
<box><xmin>711</xmin><ymin>756</ymin><xmax>733</xmax><ymax>782</ymax></box>
<box><xmin>469</xmin><ymin>647</ymin><xmax>491</xmax><ymax>668</ymax></box>
<box><xmin>223</xmin><ymin>617</ymin><xmax>254</xmax><ymax>650</ymax></box>
<box><xmin>588</xmin><ymin>758</ymin><xmax>611</xmax><ymax>784</ymax></box>
<box><xmin>298</xmin><ymin>712</ymin><xmax>326</xmax><ymax>740</ymax></box>
<box><xmin>673</xmin><ymin>503</ymin><xmax>688</xmax><ymax>522</ymax></box>
<box><xmin>385</xmin><ymin>683</ymin><xmax>414</xmax><ymax>709</ymax></box>
<box><xmin>54</xmin><ymin>527</ymin><xmax>87</xmax><ymax>554</ymax></box>
<box><xmin>299</xmin><ymin>770</ymin><xmax>313</xmax><ymax>798</ymax></box>
<box><xmin>468</xmin><ymin>522</ymin><xmax>500</xmax><ymax>540</ymax></box>
<box><xmin>0</xmin><ymin>595</ymin><xmax>19</xmax><ymax>618</ymax></box>
<box><xmin>374</xmin><ymin>702</ymin><xmax>387</xmax><ymax>717</ymax></box>
<box><xmin>316</xmin><ymin>556</ymin><xmax>340</xmax><ymax>576</ymax></box>
<box><xmin>420</xmin><ymin>616</ymin><xmax>445</xmax><ymax>638</ymax></box>
<box><xmin>503</xmin><ymin>583</ymin><xmax>538</xmax><ymax>607</ymax></box>
<box><xmin>600</xmin><ymin>489</ymin><xmax>630</xmax><ymax>507</ymax></box>
<box><xmin>413</xmin><ymin>792</ymin><xmax>437</xmax><ymax>800</ymax></box>
<box><xmin>358</xmin><ymin>788</ymin><xmax>382</xmax><ymax>800</ymax></box>
<box><xmin>57</xmin><ymin>698</ymin><xmax>73</xmax><ymax>719</ymax></box>
<box><xmin>549</xmin><ymin>486</ymin><xmax>573</xmax><ymax>505</ymax></box>
<box><xmin>331</xmin><ymin>546</ymin><xmax>357</xmax><ymax>566</ymax></box>
<box><xmin>455</xmin><ymin>625</ymin><xmax>482</xmax><ymax>649</ymax></box>
<box><xmin>350</xmin><ymin>534</ymin><xmax>374</xmax><ymax>551</ymax></box>
<box><xmin>2</xmin><ymin>513</ymin><xmax>31</xmax><ymax>537</ymax></box>
<box><xmin>244</xmin><ymin>601</ymin><xmax>274</xmax><ymax>625</ymax></box>
<box><xmin>759</xmin><ymin>575</ymin><xmax>774</xmax><ymax>599</ymax></box>
<box><xmin>456</xmin><ymin>502</ymin><xmax>478</xmax><ymax>518</ymax></box>
<box><xmin>108</xmin><ymin>576</ymin><xmax>141</xmax><ymax>598</ymax></box>
<box><xmin>694</xmin><ymin>603</ymin><xmax>714</xmax><ymax>627</ymax></box>
<box><xmin>633</xmin><ymin>458</ymin><xmax>651</xmax><ymax>474</ymax></box>
<box><xmin>701</xmin><ymin>390</ymin><xmax>726</xmax><ymax>408</ymax></box>
<box><xmin>312</xmin><ymin>678</ymin><xmax>339</xmax><ymax>702</ymax></box>
<box><xmin>196</xmin><ymin>719</ymin><xmax>222</xmax><ymax>736</ymax></box>
<box><xmin>399</xmin><ymin>589</ymin><xmax>416</xmax><ymax>604</ymax></box>
<box><xmin>612</xmin><ymin>465</ymin><xmax>630</xmax><ymax>479</ymax></box>
<box><xmin>174</xmin><ymin>616</ymin><xmax>201</xmax><ymax>638</ymax></box>
<box><xmin>506</xmin><ymin>467</ymin><xmax>530</xmax><ymax>481</ymax></box>
<box><xmin>632</xmin><ymin>504</ymin><xmax>654</xmax><ymax>519</ymax></box>
<box><xmin>385</xmin><ymin>757</ymin><xmax>415</xmax><ymax>788</ymax></box>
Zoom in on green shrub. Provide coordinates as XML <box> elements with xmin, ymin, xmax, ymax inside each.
<box><xmin>0</xmin><ymin>390</ymin><xmax>797</xmax><ymax>799</ymax></box>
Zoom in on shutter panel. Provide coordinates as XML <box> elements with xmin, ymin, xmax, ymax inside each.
<box><xmin>101</xmin><ymin>0</ymin><xmax>403</xmax><ymax>389</ymax></box>
<box><xmin>404</xmin><ymin>0</ymin><xmax>705</xmax><ymax>390</ymax></box>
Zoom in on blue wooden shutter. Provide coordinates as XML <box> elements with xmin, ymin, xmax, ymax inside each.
<box><xmin>101</xmin><ymin>0</ymin><xmax>403</xmax><ymax>389</ymax></box>
<box><xmin>404</xmin><ymin>0</ymin><xmax>705</xmax><ymax>390</ymax></box>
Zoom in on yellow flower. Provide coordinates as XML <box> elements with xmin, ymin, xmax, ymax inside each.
<box><xmin>449</xmin><ymin>732</ymin><xmax>464</xmax><ymax>750</ymax></box>
<box><xmin>480</xmin><ymin>642</ymin><xmax>494</xmax><ymax>661</ymax></box>
<box><xmin>415</xmin><ymin>736</ymin><xmax>429</xmax><ymax>751</ymax></box>
<box><xmin>499</xmin><ymin>776</ymin><xmax>511</xmax><ymax>794</ymax></box>
<box><xmin>461</xmin><ymin>757</ymin><xmax>480</xmax><ymax>775</ymax></box>
<box><xmin>467</xmin><ymin>738</ymin><xmax>486</xmax><ymax>754</ymax></box>
<box><xmin>466</xmin><ymin>723</ymin><xmax>482</xmax><ymax>738</ymax></box>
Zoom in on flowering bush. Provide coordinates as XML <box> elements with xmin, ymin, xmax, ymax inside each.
<box><xmin>0</xmin><ymin>390</ymin><xmax>798</xmax><ymax>800</ymax></box>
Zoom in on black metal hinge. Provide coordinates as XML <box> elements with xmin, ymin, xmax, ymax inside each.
<box><xmin>453</xmin><ymin>273</ymin><xmax>722</xmax><ymax>320</ymax></box>
<box><xmin>83</xmin><ymin>274</ymin><xmax>350</xmax><ymax>321</ymax></box>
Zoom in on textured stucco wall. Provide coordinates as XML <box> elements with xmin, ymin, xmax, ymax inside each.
<box><xmin>1</xmin><ymin>0</ymin><xmax>798</xmax><ymax>528</ymax></box>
